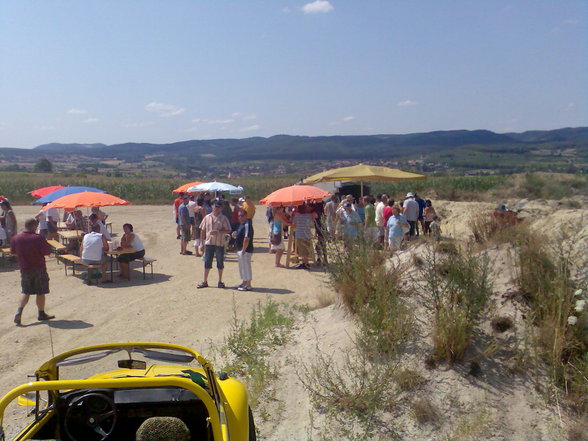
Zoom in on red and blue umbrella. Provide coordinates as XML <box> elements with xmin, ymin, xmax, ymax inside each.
<box><xmin>32</xmin><ymin>186</ymin><xmax>107</xmax><ymax>205</ymax></box>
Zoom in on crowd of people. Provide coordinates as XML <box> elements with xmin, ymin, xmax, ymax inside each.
<box><xmin>2</xmin><ymin>188</ymin><xmax>442</xmax><ymax>326</ymax></box>
<box><xmin>2</xmin><ymin>196</ymin><xmax>147</xmax><ymax>326</ymax></box>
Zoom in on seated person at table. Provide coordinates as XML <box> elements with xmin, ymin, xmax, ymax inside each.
<box><xmin>91</xmin><ymin>206</ymin><xmax>108</xmax><ymax>222</ymax></box>
<box><xmin>66</xmin><ymin>209</ymin><xmax>89</xmax><ymax>232</ymax></box>
<box><xmin>80</xmin><ymin>224</ymin><xmax>109</xmax><ymax>283</ymax></box>
<box><xmin>116</xmin><ymin>223</ymin><xmax>145</xmax><ymax>279</ymax></box>
<box><xmin>89</xmin><ymin>213</ymin><xmax>111</xmax><ymax>240</ymax></box>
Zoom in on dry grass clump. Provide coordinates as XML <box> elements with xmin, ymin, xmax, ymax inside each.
<box><xmin>394</xmin><ymin>369</ymin><xmax>426</xmax><ymax>391</ymax></box>
<box><xmin>412</xmin><ymin>399</ymin><xmax>440</xmax><ymax>425</ymax></box>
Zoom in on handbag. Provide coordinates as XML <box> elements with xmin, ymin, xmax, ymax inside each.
<box><xmin>270</xmin><ymin>233</ymin><xmax>281</xmax><ymax>245</ymax></box>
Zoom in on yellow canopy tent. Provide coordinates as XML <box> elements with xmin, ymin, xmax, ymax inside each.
<box><xmin>302</xmin><ymin>163</ymin><xmax>426</xmax><ymax>196</ymax></box>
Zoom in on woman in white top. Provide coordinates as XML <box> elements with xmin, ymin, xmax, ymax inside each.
<box><xmin>117</xmin><ymin>223</ymin><xmax>145</xmax><ymax>279</ymax></box>
<box><xmin>80</xmin><ymin>224</ymin><xmax>109</xmax><ymax>283</ymax></box>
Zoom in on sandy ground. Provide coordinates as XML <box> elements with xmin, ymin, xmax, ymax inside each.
<box><xmin>0</xmin><ymin>204</ymin><xmax>336</xmax><ymax>439</ymax></box>
<box><xmin>1</xmin><ymin>201</ymin><xmax>586</xmax><ymax>440</ymax></box>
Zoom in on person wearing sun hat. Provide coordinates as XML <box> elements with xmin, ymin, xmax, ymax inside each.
<box><xmin>402</xmin><ymin>192</ymin><xmax>419</xmax><ymax>239</ymax></box>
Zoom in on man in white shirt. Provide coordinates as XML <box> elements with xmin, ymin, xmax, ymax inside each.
<box><xmin>80</xmin><ymin>224</ymin><xmax>109</xmax><ymax>283</ymax></box>
<box><xmin>375</xmin><ymin>194</ymin><xmax>388</xmax><ymax>244</ymax></box>
<box><xmin>402</xmin><ymin>193</ymin><xmax>419</xmax><ymax>239</ymax></box>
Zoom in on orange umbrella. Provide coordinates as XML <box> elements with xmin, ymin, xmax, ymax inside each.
<box><xmin>42</xmin><ymin>192</ymin><xmax>131</xmax><ymax>210</ymax></box>
<box><xmin>30</xmin><ymin>185</ymin><xmax>65</xmax><ymax>198</ymax></box>
<box><xmin>172</xmin><ymin>181</ymin><xmax>204</xmax><ymax>194</ymax></box>
<box><xmin>259</xmin><ymin>185</ymin><xmax>331</xmax><ymax>207</ymax></box>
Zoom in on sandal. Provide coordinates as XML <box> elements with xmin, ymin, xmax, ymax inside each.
<box><xmin>217</xmin><ymin>282</ymin><xmax>226</xmax><ymax>289</ymax></box>
<box><xmin>14</xmin><ymin>313</ymin><xmax>22</xmax><ymax>326</ymax></box>
<box><xmin>197</xmin><ymin>282</ymin><xmax>208</xmax><ymax>289</ymax></box>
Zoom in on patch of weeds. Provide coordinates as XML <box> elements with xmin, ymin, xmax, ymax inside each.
<box><xmin>299</xmin><ymin>347</ymin><xmax>401</xmax><ymax>440</ymax></box>
<box><xmin>315</xmin><ymin>291</ymin><xmax>336</xmax><ymax>309</ymax></box>
<box><xmin>394</xmin><ymin>369</ymin><xmax>426</xmax><ymax>391</ymax></box>
<box><xmin>511</xmin><ymin>224</ymin><xmax>588</xmax><ymax>413</ymax></box>
<box><xmin>568</xmin><ymin>420</ymin><xmax>588</xmax><ymax>441</ymax></box>
<box><xmin>213</xmin><ymin>299</ymin><xmax>295</xmax><ymax>412</ymax></box>
<box><xmin>436</xmin><ymin>240</ymin><xmax>459</xmax><ymax>255</ymax></box>
<box><xmin>412</xmin><ymin>253</ymin><xmax>425</xmax><ymax>267</ymax></box>
<box><xmin>491</xmin><ymin>316</ymin><xmax>514</xmax><ymax>333</ymax></box>
<box><xmin>417</xmin><ymin>244</ymin><xmax>493</xmax><ymax>363</ymax></box>
<box><xmin>412</xmin><ymin>398</ymin><xmax>440</xmax><ymax>425</ymax></box>
<box><xmin>424</xmin><ymin>355</ymin><xmax>437</xmax><ymax>370</ymax></box>
<box><xmin>324</xmin><ymin>235</ymin><xmax>414</xmax><ymax>358</ymax></box>
<box><xmin>564</xmin><ymin>199</ymin><xmax>581</xmax><ymax>209</ymax></box>
<box><xmin>445</xmin><ymin>408</ymin><xmax>494</xmax><ymax>441</ymax></box>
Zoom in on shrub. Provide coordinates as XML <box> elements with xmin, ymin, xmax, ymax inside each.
<box><xmin>325</xmin><ymin>236</ymin><xmax>413</xmax><ymax>357</ymax></box>
<box><xmin>417</xmin><ymin>244</ymin><xmax>493</xmax><ymax>363</ymax></box>
<box><xmin>511</xmin><ymin>226</ymin><xmax>587</xmax><ymax>412</ymax></box>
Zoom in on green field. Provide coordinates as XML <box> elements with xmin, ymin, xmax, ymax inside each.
<box><xmin>1</xmin><ymin>172</ymin><xmax>586</xmax><ymax>204</ymax></box>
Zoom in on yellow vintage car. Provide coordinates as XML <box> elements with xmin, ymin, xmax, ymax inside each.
<box><xmin>0</xmin><ymin>342</ymin><xmax>255</xmax><ymax>441</ymax></box>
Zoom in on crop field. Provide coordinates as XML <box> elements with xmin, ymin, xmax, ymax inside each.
<box><xmin>0</xmin><ymin>172</ymin><xmax>586</xmax><ymax>204</ymax></box>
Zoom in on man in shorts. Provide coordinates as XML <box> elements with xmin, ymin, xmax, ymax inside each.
<box><xmin>197</xmin><ymin>200</ymin><xmax>232</xmax><ymax>288</ymax></box>
<box><xmin>10</xmin><ymin>218</ymin><xmax>54</xmax><ymax>326</ymax></box>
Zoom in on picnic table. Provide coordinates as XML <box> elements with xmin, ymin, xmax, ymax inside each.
<box><xmin>58</xmin><ymin>230</ymin><xmax>83</xmax><ymax>245</ymax></box>
<box><xmin>105</xmin><ymin>247</ymin><xmax>136</xmax><ymax>281</ymax></box>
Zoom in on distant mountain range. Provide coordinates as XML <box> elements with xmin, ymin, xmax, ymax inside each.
<box><xmin>1</xmin><ymin>127</ymin><xmax>586</xmax><ymax>174</ymax></box>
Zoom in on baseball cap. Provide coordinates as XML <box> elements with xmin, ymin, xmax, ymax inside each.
<box><xmin>213</xmin><ymin>200</ymin><xmax>223</xmax><ymax>207</ymax></box>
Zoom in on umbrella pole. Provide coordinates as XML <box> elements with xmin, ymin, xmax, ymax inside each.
<box><xmin>361</xmin><ymin>182</ymin><xmax>364</xmax><ymax>198</ymax></box>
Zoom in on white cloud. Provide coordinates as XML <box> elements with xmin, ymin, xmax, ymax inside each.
<box><xmin>398</xmin><ymin>100</ymin><xmax>418</xmax><ymax>107</ymax></box>
<box><xmin>35</xmin><ymin>125</ymin><xmax>57</xmax><ymax>131</ymax></box>
<box><xmin>121</xmin><ymin>121</ymin><xmax>153</xmax><ymax>128</ymax></box>
<box><xmin>67</xmin><ymin>108</ymin><xmax>88</xmax><ymax>115</ymax></box>
<box><xmin>209</xmin><ymin>119</ymin><xmax>235</xmax><ymax>124</ymax></box>
<box><xmin>184</xmin><ymin>126</ymin><xmax>199</xmax><ymax>132</ymax></box>
<box><xmin>241</xmin><ymin>124</ymin><xmax>261</xmax><ymax>132</ymax></box>
<box><xmin>243</xmin><ymin>114</ymin><xmax>257</xmax><ymax>121</ymax></box>
<box><xmin>282</xmin><ymin>7</ymin><xmax>291</xmax><ymax>13</ymax></box>
<box><xmin>231</xmin><ymin>112</ymin><xmax>242</xmax><ymax>117</ymax></box>
<box><xmin>83</xmin><ymin>118</ymin><xmax>99</xmax><ymax>124</ymax></box>
<box><xmin>563</xmin><ymin>19</ymin><xmax>579</xmax><ymax>25</ymax></box>
<box><xmin>145</xmin><ymin>102</ymin><xmax>186</xmax><ymax>117</ymax></box>
<box><xmin>343</xmin><ymin>116</ymin><xmax>355</xmax><ymax>121</ymax></box>
<box><xmin>302</xmin><ymin>0</ymin><xmax>334</xmax><ymax>14</ymax></box>
<box><xmin>566</xmin><ymin>102</ymin><xmax>576</xmax><ymax>111</ymax></box>
<box><xmin>191</xmin><ymin>117</ymin><xmax>235</xmax><ymax>124</ymax></box>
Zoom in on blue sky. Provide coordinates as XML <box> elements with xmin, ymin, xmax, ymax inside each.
<box><xmin>0</xmin><ymin>0</ymin><xmax>586</xmax><ymax>149</ymax></box>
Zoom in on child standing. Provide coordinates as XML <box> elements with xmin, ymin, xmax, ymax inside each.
<box><xmin>430</xmin><ymin>216</ymin><xmax>442</xmax><ymax>241</ymax></box>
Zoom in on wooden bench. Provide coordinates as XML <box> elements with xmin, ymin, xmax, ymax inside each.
<box><xmin>59</xmin><ymin>254</ymin><xmax>103</xmax><ymax>283</ymax></box>
<box><xmin>138</xmin><ymin>257</ymin><xmax>156</xmax><ymax>279</ymax></box>
<box><xmin>46</xmin><ymin>239</ymin><xmax>66</xmax><ymax>259</ymax></box>
<box><xmin>1</xmin><ymin>247</ymin><xmax>13</xmax><ymax>262</ymax></box>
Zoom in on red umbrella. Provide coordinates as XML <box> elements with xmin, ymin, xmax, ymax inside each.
<box><xmin>30</xmin><ymin>185</ymin><xmax>65</xmax><ymax>198</ymax></box>
<box><xmin>42</xmin><ymin>192</ymin><xmax>131</xmax><ymax>210</ymax></box>
<box><xmin>259</xmin><ymin>185</ymin><xmax>331</xmax><ymax>207</ymax></box>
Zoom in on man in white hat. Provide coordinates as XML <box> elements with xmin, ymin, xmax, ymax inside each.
<box><xmin>402</xmin><ymin>193</ymin><xmax>419</xmax><ymax>239</ymax></box>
